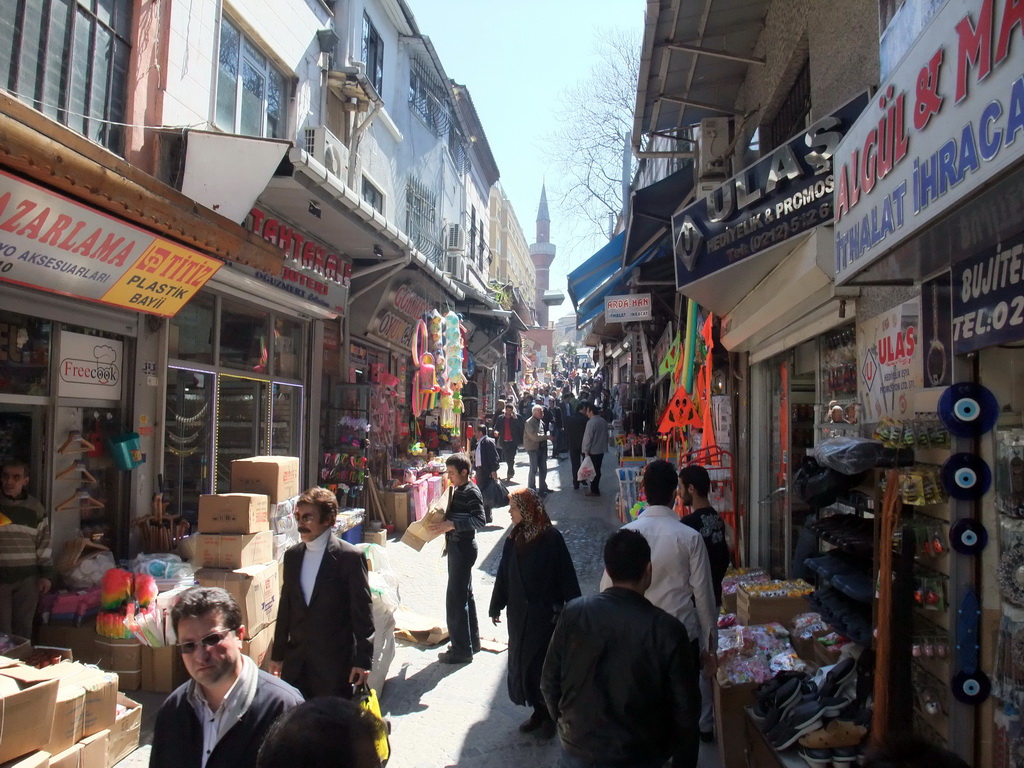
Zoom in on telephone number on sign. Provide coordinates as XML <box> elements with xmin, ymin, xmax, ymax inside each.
<box><xmin>953</xmin><ymin>295</ymin><xmax>1024</xmax><ymax>341</ymax></box>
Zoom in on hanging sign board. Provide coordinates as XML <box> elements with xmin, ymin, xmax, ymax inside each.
<box><xmin>57</xmin><ymin>330</ymin><xmax>123</xmax><ymax>400</ymax></box>
<box><xmin>835</xmin><ymin>0</ymin><xmax>1024</xmax><ymax>284</ymax></box>
<box><xmin>674</xmin><ymin>94</ymin><xmax>868</xmax><ymax>290</ymax></box>
<box><xmin>605</xmin><ymin>294</ymin><xmax>652</xmax><ymax>323</ymax></box>
<box><xmin>951</xmin><ymin>231</ymin><xmax>1024</xmax><ymax>353</ymax></box>
<box><xmin>0</xmin><ymin>170</ymin><xmax>221</xmax><ymax>316</ymax></box>
<box><xmin>857</xmin><ymin>299</ymin><xmax>923</xmax><ymax>421</ymax></box>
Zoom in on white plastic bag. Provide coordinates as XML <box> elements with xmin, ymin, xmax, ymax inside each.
<box><xmin>577</xmin><ymin>456</ymin><xmax>596</xmax><ymax>483</ymax></box>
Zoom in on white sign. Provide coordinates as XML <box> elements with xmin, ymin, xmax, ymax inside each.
<box><xmin>856</xmin><ymin>300</ymin><xmax>922</xmax><ymax>421</ymax></box>
<box><xmin>835</xmin><ymin>0</ymin><xmax>1024</xmax><ymax>283</ymax></box>
<box><xmin>58</xmin><ymin>330</ymin><xmax>123</xmax><ymax>400</ymax></box>
<box><xmin>605</xmin><ymin>293</ymin><xmax>652</xmax><ymax>323</ymax></box>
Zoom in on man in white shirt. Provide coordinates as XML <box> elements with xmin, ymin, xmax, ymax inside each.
<box><xmin>600</xmin><ymin>459</ymin><xmax>717</xmax><ymax>768</ymax></box>
<box><xmin>150</xmin><ymin>587</ymin><xmax>304</xmax><ymax>768</ymax></box>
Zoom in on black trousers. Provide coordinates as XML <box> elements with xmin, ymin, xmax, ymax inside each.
<box><xmin>671</xmin><ymin>639</ymin><xmax>703</xmax><ymax>768</ymax></box>
<box><xmin>445</xmin><ymin>536</ymin><xmax>480</xmax><ymax>656</ymax></box>
<box><xmin>589</xmin><ymin>453</ymin><xmax>605</xmax><ymax>495</ymax></box>
<box><xmin>500</xmin><ymin>443</ymin><xmax>517</xmax><ymax>477</ymax></box>
<box><xmin>569</xmin><ymin>448</ymin><xmax>583</xmax><ymax>488</ymax></box>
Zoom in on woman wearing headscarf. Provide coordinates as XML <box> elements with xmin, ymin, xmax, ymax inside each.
<box><xmin>489</xmin><ymin>488</ymin><xmax>581</xmax><ymax>738</ymax></box>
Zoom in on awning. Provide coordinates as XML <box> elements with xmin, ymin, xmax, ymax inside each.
<box><xmin>623</xmin><ymin>167</ymin><xmax>693</xmax><ymax>269</ymax></box>
<box><xmin>568</xmin><ymin>232</ymin><xmax>625</xmax><ymax>310</ymax></box>
<box><xmin>572</xmin><ymin>233</ymin><xmax>672</xmax><ymax>328</ymax></box>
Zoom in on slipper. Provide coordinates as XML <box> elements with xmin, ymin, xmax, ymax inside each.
<box><xmin>798</xmin><ymin>720</ymin><xmax>867</xmax><ymax>749</ymax></box>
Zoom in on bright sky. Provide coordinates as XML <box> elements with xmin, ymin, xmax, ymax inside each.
<box><xmin>406</xmin><ymin>0</ymin><xmax>645</xmax><ymax>322</ymax></box>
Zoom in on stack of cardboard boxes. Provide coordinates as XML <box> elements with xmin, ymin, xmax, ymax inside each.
<box><xmin>192</xmin><ymin>457</ymin><xmax>299</xmax><ymax>670</ymax></box>
<box><xmin>0</xmin><ymin>654</ymin><xmax>140</xmax><ymax>768</ymax></box>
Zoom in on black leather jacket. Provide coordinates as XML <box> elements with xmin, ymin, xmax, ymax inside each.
<box><xmin>541</xmin><ymin>587</ymin><xmax>700</xmax><ymax>766</ymax></box>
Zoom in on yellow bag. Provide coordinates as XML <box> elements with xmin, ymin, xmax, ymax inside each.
<box><xmin>356</xmin><ymin>683</ymin><xmax>390</xmax><ymax>765</ymax></box>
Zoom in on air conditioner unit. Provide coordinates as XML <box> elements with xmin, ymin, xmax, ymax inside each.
<box><xmin>444</xmin><ymin>223</ymin><xmax>466</xmax><ymax>252</ymax></box>
<box><xmin>697</xmin><ymin>117</ymin><xmax>733</xmax><ymax>181</ymax></box>
<box><xmin>446</xmin><ymin>253</ymin><xmax>467</xmax><ymax>281</ymax></box>
<box><xmin>303</xmin><ymin>125</ymin><xmax>349</xmax><ymax>178</ymax></box>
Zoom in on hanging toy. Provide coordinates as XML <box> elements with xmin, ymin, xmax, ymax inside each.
<box><xmin>429</xmin><ymin>311</ymin><xmax>443</xmax><ymax>351</ymax></box>
<box><xmin>440</xmin><ymin>387</ymin><xmax>455</xmax><ymax>430</ymax></box>
<box><xmin>451</xmin><ymin>390</ymin><xmax>463</xmax><ymax>437</ymax></box>
<box><xmin>443</xmin><ymin>311</ymin><xmax>466</xmax><ymax>388</ymax></box>
<box><xmin>101</xmin><ymin>568</ymin><xmax>133</xmax><ymax>611</ymax></box>
<box><xmin>411</xmin><ymin>319</ymin><xmax>429</xmax><ymax>417</ymax></box>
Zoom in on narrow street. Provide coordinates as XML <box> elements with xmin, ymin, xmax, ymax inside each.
<box><xmin>118</xmin><ymin>449</ymin><xmax>724</xmax><ymax>768</ymax></box>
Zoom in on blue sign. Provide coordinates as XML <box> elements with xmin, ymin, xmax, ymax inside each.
<box><xmin>951</xmin><ymin>231</ymin><xmax>1024</xmax><ymax>354</ymax></box>
<box><xmin>673</xmin><ymin>93</ymin><xmax>868</xmax><ymax>291</ymax></box>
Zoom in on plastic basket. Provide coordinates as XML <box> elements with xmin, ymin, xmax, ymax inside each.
<box><xmin>107</xmin><ymin>432</ymin><xmax>143</xmax><ymax>470</ymax></box>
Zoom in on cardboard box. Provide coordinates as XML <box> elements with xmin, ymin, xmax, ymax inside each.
<box><xmin>713</xmin><ymin>674</ymin><xmax>757</xmax><ymax>768</ymax></box>
<box><xmin>0</xmin><ymin>665</ymin><xmax>60</xmax><ymax>764</ymax></box>
<box><xmin>363</xmin><ymin>530</ymin><xmax>387</xmax><ymax>547</ymax></box>
<box><xmin>736</xmin><ymin>584</ymin><xmax>810</xmax><ymax>627</ymax></box>
<box><xmin>241</xmin><ymin>622</ymin><xmax>275</xmax><ymax>670</ymax></box>
<box><xmin>39</xmin><ymin>664</ymin><xmax>117</xmax><ymax>739</ymax></box>
<box><xmin>93</xmin><ymin>637</ymin><xmax>140</xmax><ymax>692</ymax></box>
<box><xmin>140</xmin><ymin>646</ymin><xmax>187</xmax><ymax>694</ymax></box>
<box><xmin>0</xmin><ymin>752</ymin><xmax>50</xmax><ymax>768</ymax></box>
<box><xmin>105</xmin><ymin>694</ymin><xmax>140</xmax><ymax>768</ymax></box>
<box><xmin>198</xmin><ymin>494</ymin><xmax>269</xmax><ymax>534</ymax></box>
<box><xmin>77</xmin><ymin>730</ymin><xmax>107</xmax><ymax>768</ymax></box>
<box><xmin>1</xmin><ymin>635</ymin><xmax>31</xmax><ymax>661</ymax></box>
<box><xmin>196</xmin><ymin>561</ymin><xmax>279</xmax><ymax>636</ymax></box>
<box><xmin>37</xmin><ymin>626</ymin><xmax>102</xmax><ymax>665</ymax></box>
<box><xmin>230</xmin><ymin>457</ymin><xmax>300</xmax><ymax>504</ymax></box>
<box><xmin>46</xmin><ymin>679</ymin><xmax>85</xmax><ymax>755</ymax></box>
<box><xmin>49</xmin><ymin>743</ymin><xmax>80</xmax><ymax>768</ymax></box>
<box><xmin>400</xmin><ymin>508</ymin><xmax>446</xmax><ymax>552</ymax></box>
<box><xmin>194</xmin><ymin>530</ymin><xmax>274</xmax><ymax>569</ymax></box>
<box><xmin>381</xmin><ymin>490</ymin><xmax>411</xmax><ymax>533</ymax></box>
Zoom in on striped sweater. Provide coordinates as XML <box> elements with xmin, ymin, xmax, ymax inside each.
<box><xmin>0</xmin><ymin>493</ymin><xmax>54</xmax><ymax>584</ymax></box>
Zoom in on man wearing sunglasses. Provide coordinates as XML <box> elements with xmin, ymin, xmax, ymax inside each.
<box><xmin>150</xmin><ymin>587</ymin><xmax>303</xmax><ymax>768</ymax></box>
<box><xmin>269</xmin><ymin>487</ymin><xmax>374</xmax><ymax>699</ymax></box>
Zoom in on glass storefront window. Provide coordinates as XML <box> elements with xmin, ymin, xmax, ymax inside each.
<box><xmin>274</xmin><ymin>316</ymin><xmax>303</xmax><ymax>379</ymax></box>
<box><xmin>0</xmin><ymin>310</ymin><xmax>51</xmax><ymax>396</ymax></box>
<box><xmin>164</xmin><ymin>368</ymin><xmax>214</xmax><ymax>525</ymax></box>
<box><xmin>170</xmin><ymin>293</ymin><xmax>215</xmax><ymax>365</ymax></box>
<box><xmin>219</xmin><ymin>299</ymin><xmax>269</xmax><ymax>373</ymax></box>
<box><xmin>215</xmin><ymin>375</ymin><xmax>269</xmax><ymax>492</ymax></box>
<box><xmin>271</xmin><ymin>383</ymin><xmax>302</xmax><ymax>456</ymax></box>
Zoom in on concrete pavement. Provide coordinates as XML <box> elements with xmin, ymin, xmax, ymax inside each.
<box><xmin>116</xmin><ymin>448</ymin><xmax>725</xmax><ymax>768</ymax></box>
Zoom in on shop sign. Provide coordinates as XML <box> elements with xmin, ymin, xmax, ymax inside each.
<box><xmin>0</xmin><ymin>170</ymin><xmax>221</xmax><ymax>317</ymax></box>
<box><xmin>835</xmin><ymin>0</ymin><xmax>1024</xmax><ymax>284</ymax></box>
<box><xmin>605</xmin><ymin>294</ymin><xmax>652</xmax><ymax>323</ymax></box>
<box><xmin>673</xmin><ymin>94</ymin><xmax>869</xmax><ymax>290</ymax></box>
<box><xmin>349</xmin><ymin>343</ymin><xmax>368</xmax><ymax>365</ymax></box>
<box><xmin>367</xmin><ymin>280</ymin><xmax>433</xmax><ymax>348</ymax></box>
<box><xmin>951</xmin><ymin>232</ymin><xmax>1024</xmax><ymax>353</ymax></box>
<box><xmin>57</xmin><ymin>330</ymin><xmax>123</xmax><ymax>400</ymax></box>
<box><xmin>242</xmin><ymin>208</ymin><xmax>352</xmax><ymax>316</ymax></box>
<box><xmin>857</xmin><ymin>300</ymin><xmax>923</xmax><ymax>420</ymax></box>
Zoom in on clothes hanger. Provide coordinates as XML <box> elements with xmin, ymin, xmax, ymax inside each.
<box><xmin>57</xmin><ymin>431</ymin><xmax>96</xmax><ymax>454</ymax></box>
<box><xmin>56</xmin><ymin>486</ymin><xmax>105</xmax><ymax>512</ymax></box>
<box><xmin>56</xmin><ymin>459</ymin><xmax>98</xmax><ymax>484</ymax></box>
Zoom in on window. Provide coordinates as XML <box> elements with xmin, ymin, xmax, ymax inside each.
<box><xmin>362</xmin><ymin>13</ymin><xmax>383</xmax><ymax>95</ymax></box>
<box><xmin>0</xmin><ymin>0</ymin><xmax>132</xmax><ymax>154</ymax></box>
<box><xmin>216</xmin><ymin>16</ymin><xmax>287</xmax><ymax>139</ymax></box>
<box><xmin>879</xmin><ymin>0</ymin><xmax>906</xmax><ymax>33</ymax></box>
<box><xmin>409</xmin><ymin>58</ymin><xmax>452</xmax><ymax>138</ymax></box>
<box><xmin>362</xmin><ymin>176</ymin><xmax>384</xmax><ymax>214</ymax></box>
<box><xmin>406</xmin><ymin>177</ymin><xmax>440</xmax><ymax>265</ymax></box>
<box><xmin>762</xmin><ymin>60</ymin><xmax>811</xmax><ymax>153</ymax></box>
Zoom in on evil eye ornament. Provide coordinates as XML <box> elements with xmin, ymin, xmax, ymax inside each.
<box><xmin>937</xmin><ymin>382</ymin><xmax>998</xmax><ymax>437</ymax></box>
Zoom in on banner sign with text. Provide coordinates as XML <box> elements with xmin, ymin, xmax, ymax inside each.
<box><xmin>673</xmin><ymin>94</ymin><xmax>868</xmax><ymax>290</ymax></box>
<box><xmin>58</xmin><ymin>330</ymin><xmax>123</xmax><ymax>400</ymax></box>
<box><xmin>951</xmin><ymin>230</ymin><xmax>1024</xmax><ymax>353</ymax></box>
<box><xmin>605</xmin><ymin>293</ymin><xmax>652</xmax><ymax>323</ymax></box>
<box><xmin>857</xmin><ymin>299</ymin><xmax>922</xmax><ymax>421</ymax></box>
<box><xmin>835</xmin><ymin>0</ymin><xmax>1024</xmax><ymax>283</ymax></box>
<box><xmin>0</xmin><ymin>170</ymin><xmax>221</xmax><ymax>316</ymax></box>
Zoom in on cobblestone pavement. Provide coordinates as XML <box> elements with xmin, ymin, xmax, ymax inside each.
<box><xmin>116</xmin><ymin>449</ymin><xmax>724</xmax><ymax>768</ymax></box>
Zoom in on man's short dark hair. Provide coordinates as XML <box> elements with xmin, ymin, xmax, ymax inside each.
<box><xmin>580</xmin><ymin>401</ymin><xmax>594</xmax><ymax>414</ymax></box>
<box><xmin>678</xmin><ymin>464</ymin><xmax>711</xmax><ymax>497</ymax></box>
<box><xmin>604</xmin><ymin>529</ymin><xmax>651</xmax><ymax>583</ymax></box>
<box><xmin>445</xmin><ymin>453</ymin><xmax>471</xmax><ymax>475</ymax></box>
<box><xmin>298</xmin><ymin>486</ymin><xmax>339</xmax><ymax>524</ymax></box>
<box><xmin>171</xmin><ymin>586</ymin><xmax>243</xmax><ymax>636</ymax></box>
<box><xmin>257</xmin><ymin>697</ymin><xmax>384</xmax><ymax>768</ymax></box>
<box><xmin>0</xmin><ymin>459</ymin><xmax>29</xmax><ymax>475</ymax></box>
<box><xmin>643</xmin><ymin>459</ymin><xmax>679</xmax><ymax>506</ymax></box>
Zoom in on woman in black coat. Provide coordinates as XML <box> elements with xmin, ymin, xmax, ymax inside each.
<box><xmin>489</xmin><ymin>488</ymin><xmax>581</xmax><ymax>738</ymax></box>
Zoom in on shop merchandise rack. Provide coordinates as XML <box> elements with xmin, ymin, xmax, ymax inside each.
<box><xmin>683</xmin><ymin>445</ymin><xmax>741</xmax><ymax>566</ymax></box>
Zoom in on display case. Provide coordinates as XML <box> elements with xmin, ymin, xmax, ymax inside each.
<box><xmin>321</xmin><ymin>380</ymin><xmax>370</xmax><ymax>511</ymax></box>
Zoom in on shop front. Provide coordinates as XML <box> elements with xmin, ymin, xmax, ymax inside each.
<box><xmin>0</xmin><ymin>167</ymin><xmax>222</xmax><ymax>560</ymax></box>
<box><xmin>833</xmin><ymin>0</ymin><xmax>1024</xmax><ymax>760</ymax></box>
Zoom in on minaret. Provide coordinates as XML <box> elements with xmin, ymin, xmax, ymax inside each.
<box><xmin>529</xmin><ymin>185</ymin><xmax>556</xmax><ymax>328</ymax></box>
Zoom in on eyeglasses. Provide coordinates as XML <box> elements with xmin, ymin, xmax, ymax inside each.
<box><xmin>178</xmin><ymin>628</ymin><xmax>235</xmax><ymax>655</ymax></box>
<box><xmin>293</xmin><ymin>510</ymin><xmax>317</xmax><ymax>524</ymax></box>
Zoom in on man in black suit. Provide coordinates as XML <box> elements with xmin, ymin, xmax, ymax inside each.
<box><xmin>269</xmin><ymin>487</ymin><xmax>374</xmax><ymax>699</ymax></box>
<box><xmin>475</xmin><ymin>424</ymin><xmax>501</xmax><ymax>523</ymax></box>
